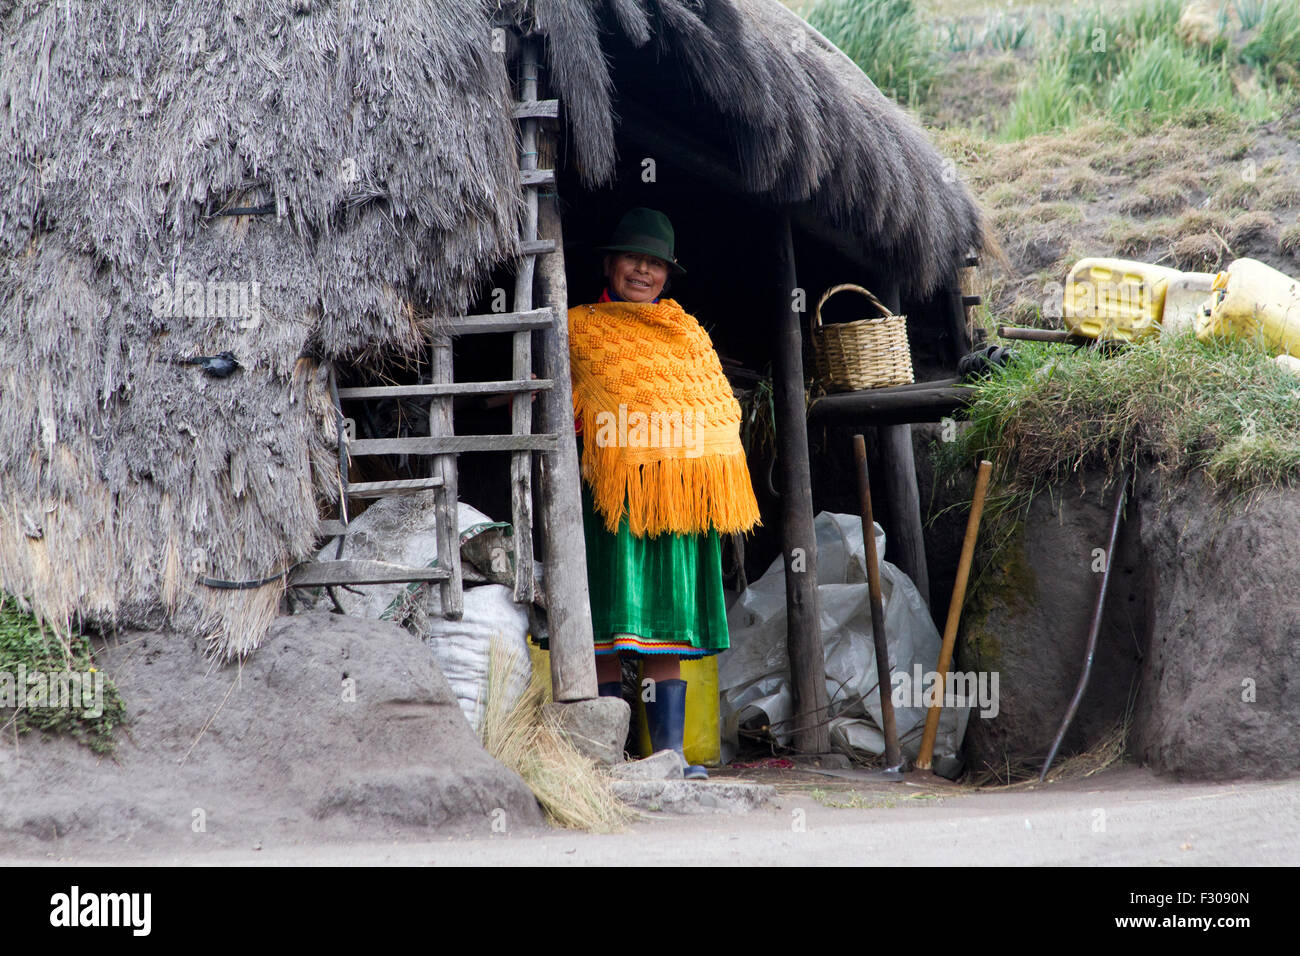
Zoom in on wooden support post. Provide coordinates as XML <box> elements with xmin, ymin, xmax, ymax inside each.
<box><xmin>945</xmin><ymin>281</ymin><xmax>973</xmax><ymax>365</ymax></box>
<box><xmin>535</xmin><ymin>172</ymin><xmax>598</xmax><ymax>703</ymax></box>
<box><xmin>773</xmin><ymin>212</ymin><xmax>829</xmax><ymax>755</ymax></box>
<box><xmin>873</xmin><ymin>282</ymin><xmax>931</xmax><ymax>609</ymax></box>
<box><xmin>429</xmin><ymin>334</ymin><xmax>464</xmax><ymax>619</ymax></box>
<box><xmin>510</xmin><ymin>38</ymin><xmax>539</xmax><ymax>604</ymax></box>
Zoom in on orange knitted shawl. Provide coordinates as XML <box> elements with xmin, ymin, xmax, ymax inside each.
<box><xmin>568</xmin><ymin>298</ymin><xmax>761</xmax><ymax>537</ymax></box>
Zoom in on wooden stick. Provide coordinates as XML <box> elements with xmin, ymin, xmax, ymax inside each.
<box><xmin>916</xmin><ymin>459</ymin><xmax>992</xmax><ymax>771</ymax></box>
<box><xmin>854</xmin><ymin>435</ymin><xmax>902</xmax><ymax>770</ymax></box>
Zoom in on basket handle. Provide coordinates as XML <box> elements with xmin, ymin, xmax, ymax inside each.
<box><xmin>811</xmin><ymin>283</ymin><xmax>893</xmax><ymax>337</ymax></box>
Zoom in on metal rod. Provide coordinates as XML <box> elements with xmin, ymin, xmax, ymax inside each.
<box><xmin>854</xmin><ymin>434</ymin><xmax>902</xmax><ymax>770</ymax></box>
<box><xmin>1039</xmin><ymin>469</ymin><xmax>1131</xmax><ymax>781</ymax></box>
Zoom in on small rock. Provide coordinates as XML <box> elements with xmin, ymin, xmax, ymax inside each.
<box><xmin>542</xmin><ymin>697</ymin><xmax>630</xmax><ymax>766</ymax></box>
<box><xmin>607</xmin><ymin>749</ymin><xmax>685</xmax><ymax>781</ymax></box>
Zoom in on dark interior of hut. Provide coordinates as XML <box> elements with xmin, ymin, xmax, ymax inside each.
<box><xmin>332</xmin><ymin>25</ymin><xmax>960</xmax><ymax>617</ymax></box>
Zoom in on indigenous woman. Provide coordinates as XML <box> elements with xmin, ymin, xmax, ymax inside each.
<box><xmin>568</xmin><ymin>208</ymin><xmax>761</xmax><ymax>778</ymax></box>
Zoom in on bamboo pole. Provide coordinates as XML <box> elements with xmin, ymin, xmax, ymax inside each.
<box><xmin>916</xmin><ymin>459</ymin><xmax>992</xmax><ymax>770</ymax></box>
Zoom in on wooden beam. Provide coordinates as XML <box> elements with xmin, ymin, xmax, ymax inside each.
<box><xmin>512</xmin><ymin>98</ymin><xmax>559</xmax><ymax>119</ymax></box>
<box><xmin>511</xmin><ymin>37</ymin><xmax>540</xmax><ymax>606</ymax></box>
<box><xmin>429</xmin><ymin>334</ymin><xmax>464</xmax><ymax>618</ymax></box>
<box><xmin>806</xmin><ymin>385</ymin><xmax>972</xmax><ymax>426</ymax></box>
<box><xmin>536</xmin><ymin>162</ymin><xmax>599</xmax><ymax>703</ymax></box>
<box><xmin>344</xmin><ymin>477</ymin><xmax>445</xmax><ymax>498</ymax></box>
<box><xmin>349</xmin><ymin>435</ymin><xmax>557</xmax><ymax>455</ymax></box>
<box><xmin>288</xmin><ymin>560</ymin><xmax>450</xmax><ymax>587</ymax></box>
<box><xmin>945</xmin><ymin>282</ymin><xmax>973</xmax><ymax>365</ymax></box>
<box><xmin>445</xmin><ymin>309</ymin><xmax>553</xmax><ymax>336</ymax></box>
<box><xmin>875</xmin><ymin>283</ymin><xmax>932</xmax><ymax>610</ymax></box>
<box><xmin>337</xmin><ymin>379</ymin><xmax>553</xmax><ymax>399</ymax></box>
<box><xmin>773</xmin><ymin>212</ymin><xmax>829</xmax><ymax>755</ymax></box>
<box><xmin>997</xmin><ymin>325</ymin><xmax>1099</xmax><ymax>346</ymax></box>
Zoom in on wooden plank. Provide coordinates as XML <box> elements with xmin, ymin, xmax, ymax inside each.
<box><xmin>962</xmin><ymin>294</ymin><xmax>982</xmax><ymax>308</ymax></box>
<box><xmin>773</xmin><ymin>212</ymin><xmax>829</xmax><ymax>755</ymax></box>
<box><xmin>520</xmin><ymin>239</ymin><xmax>556</xmax><ymax>256</ymax></box>
<box><xmin>512</xmin><ymin>98</ymin><xmax>559</xmax><ymax>119</ymax></box>
<box><xmin>288</xmin><ymin>560</ymin><xmax>450</xmax><ymax>587</ymax></box>
<box><xmin>445</xmin><ymin>309</ymin><xmax>553</xmax><ymax>336</ymax></box>
<box><xmin>521</xmin><ymin>168</ymin><xmax>554</xmax><ymax>187</ymax></box>
<box><xmin>429</xmin><ymin>334</ymin><xmax>464</xmax><ymax>619</ymax></box>
<box><xmin>536</xmin><ymin>162</ymin><xmax>598</xmax><ymax>703</ymax></box>
<box><xmin>350</xmin><ymin>434</ymin><xmax>557</xmax><ymax>455</ymax></box>
<box><xmin>345</xmin><ymin>477</ymin><xmax>445</xmax><ymax>498</ymax></box>
<box><xmin>337</xmin><ymin>379</ymin><xmax>554</xmax><ymax>400</ymax></box>
<box><xmin>510</xmin><ymin>38</ymin><xmax>540</xmax><ymax>606</ymax></box>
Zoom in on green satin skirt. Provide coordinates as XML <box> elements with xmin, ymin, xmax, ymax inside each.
<box><xmin>581</xmin><ymin>481</ymin><xmax>730</xmax><ymax>658</ymax></box>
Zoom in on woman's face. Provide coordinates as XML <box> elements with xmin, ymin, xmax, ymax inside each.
<box><xmin>604</xmin><ymin>253</ymin><xmax>669</xmax><ymax>303</ymax></box>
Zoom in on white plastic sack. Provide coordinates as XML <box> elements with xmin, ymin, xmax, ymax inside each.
<box><xmin>423</xmin><ymin>583</ymin><xmax>531</xmax><ymax>731</ymax></box>
<box><xmin>719</xmin><ymin>512</ymin><xmax>969</xmax><ymax>763</ymax></box>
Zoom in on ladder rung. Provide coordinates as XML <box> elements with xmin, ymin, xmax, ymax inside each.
<box><xmin>446</xmin><ymin>309</ymin><xmax>553</xmax><ymax>335</ymax></box>
<box><xmin>345</xmin><ymin>477</ymin><xmax>445</xmax><ymax>498</ymax></box>
<box><xmin>962</xmin><ymin>294</ymin><xmax>982</xmax><ymax>308</ymax></box>
<box><xmin>521</xmin><ymin>169</ymin><xmax>554</xmax><ymax>187</ymax></box>
<box><xmin>513</xmin><ymin>99</ymin><xmax>558</xmax><ymax>119</ymax></box>
<box><xmin>350</xmin><ymin>434</ymin><xmax>558</xmax><ymax>456</ymax></box>
<box><xmin>520</xmin><ymin>239</ymin><xmax>556</xmax><ymax>256</ymax></box>
<box><xmin>288</xmin><ymin>560</ymin><xmax>451</xmax><ymax>587</ymax></box>
<box><xmin>338</xmin><ymin>379</ymin><xmax>554</xmax><ymax>400</ymax></box>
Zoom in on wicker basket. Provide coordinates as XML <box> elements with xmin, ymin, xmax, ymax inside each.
<box><xmin>811</xmin><ymin>284</ymin><xmax>914</xmax><ymax>391</ymax></box>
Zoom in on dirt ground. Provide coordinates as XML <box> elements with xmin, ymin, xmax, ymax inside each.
<box><xmin>4</xmin><ymin>763</ymin><xmax>1297</xmax><ymax>866</ymax></box>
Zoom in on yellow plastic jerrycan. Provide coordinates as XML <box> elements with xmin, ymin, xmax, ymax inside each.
<box><xmin>636</xmin><ymin>656</ymin><xmax>721</xmax><ymax>767</ymax></box>
<box><xmin>527</xmin><ymin>642</ymin><xmax>720</xmax><ymax>766</ymax></box>
<box><xmin>1195</xmin><ymin>258</ymin><xmax>1300</xmax><ymax>359</ymax></box>
<box><xmin>1063</xmin><ymin>258</ymin><xmax>1185</xmax><ymax>341</ymax></box>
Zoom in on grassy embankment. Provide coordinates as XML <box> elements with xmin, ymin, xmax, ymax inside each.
<box><xmin>804</xmin><ymin>0</ymin><xmax>1300</xmax><ymax>493</ymax></box>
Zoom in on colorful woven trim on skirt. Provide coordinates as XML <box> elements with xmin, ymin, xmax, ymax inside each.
<box><xmin>593</xmin><ymin>633</ymin><xmax>720</xmax><ymax>658</ymax></box>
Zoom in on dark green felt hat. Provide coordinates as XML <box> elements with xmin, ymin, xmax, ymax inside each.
<box><xmin>598</xmin><ymin>207</ymin><xmax>686</xmax><ymax>274</ymax></box>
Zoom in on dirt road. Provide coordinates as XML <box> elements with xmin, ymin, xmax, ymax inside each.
<box><xmin>7</xmin><ymin>765</ymin><xmax>1297</xmax><ymax>866</ymax></box>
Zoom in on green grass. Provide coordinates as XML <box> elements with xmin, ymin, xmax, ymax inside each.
<box><xmin>1104</xmin><ymin>35</ymin><xmax>1238</xmax><ymax>122</ymax></box>
<box><xmin>0</xmin><ymin>597</ymin><xmax>125</xmax><ymax>755</ymax></box>
<box><xmin>1235</xmin><ymin>0</ymin><xmax>1270</xmax><ymax>32</ymax></box>
<box><xmin>999</xmin><ymin>0</ymin><xmax>1281</xmax><ymax>139</ymax></box>
<box><xmin>1002</xmin><ymin>53</ymin><xmax>1089</xmax><ymax>140</ymax></box>
<box><xmin>949</xmin><ymin>334</ymin><xmax>1300</xmax><ymax>497</ymax></box>
<box><xmin>985</xmin><ymin>14</ymin><xmax>1031</xmax><ymax>51</ymax></box>
<box><xmin>807</xmin><ymin>0</ymin><xmax>938</xmax><ymax>105</ymax></box>
<box><xmin>1241</xmin><ymin>0</ymin><xmax>1300</xmax><ymax>84</ymax></box>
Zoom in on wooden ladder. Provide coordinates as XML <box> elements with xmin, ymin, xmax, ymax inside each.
<box><xmin>289</xmin><ymin>32</ymin><xmax>563</xmax><ymax>618</ymax></box>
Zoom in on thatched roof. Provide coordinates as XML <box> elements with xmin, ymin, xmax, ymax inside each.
<box><xmin>1</xmin><ymin>0</ymin><xmax>985</xmax><ymax>657</ymax></box>
<box><xmin>529</xmin><ymin>0</ymin><xmax>985</xmax><ymax>296</ymax></box>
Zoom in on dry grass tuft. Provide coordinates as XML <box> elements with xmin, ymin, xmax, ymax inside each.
<box><xmin>966</xmin><ymin>718</ymin><xmax>1130</xmax><ymax>790</ymax></box>
<box><xmin>479</xmin><ymin>638</ymin><xmax>635</xmax><ymax>833</ymax></box>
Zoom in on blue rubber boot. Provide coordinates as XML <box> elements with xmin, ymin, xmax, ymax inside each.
<box><xmin>646</xmin><ymin>678</ymin><xmax>708</xmax><ymax>780</ymax></box>
<box><xmin>598</xmin><ymin>681</ymin><xmax>624</xmax><ymax>699</ymax></box>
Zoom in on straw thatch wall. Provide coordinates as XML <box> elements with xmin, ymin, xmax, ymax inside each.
<box><xmin>1</xmin><ymin>0</ymin><xmax>985</xmax><ymax>658</ymax></box>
